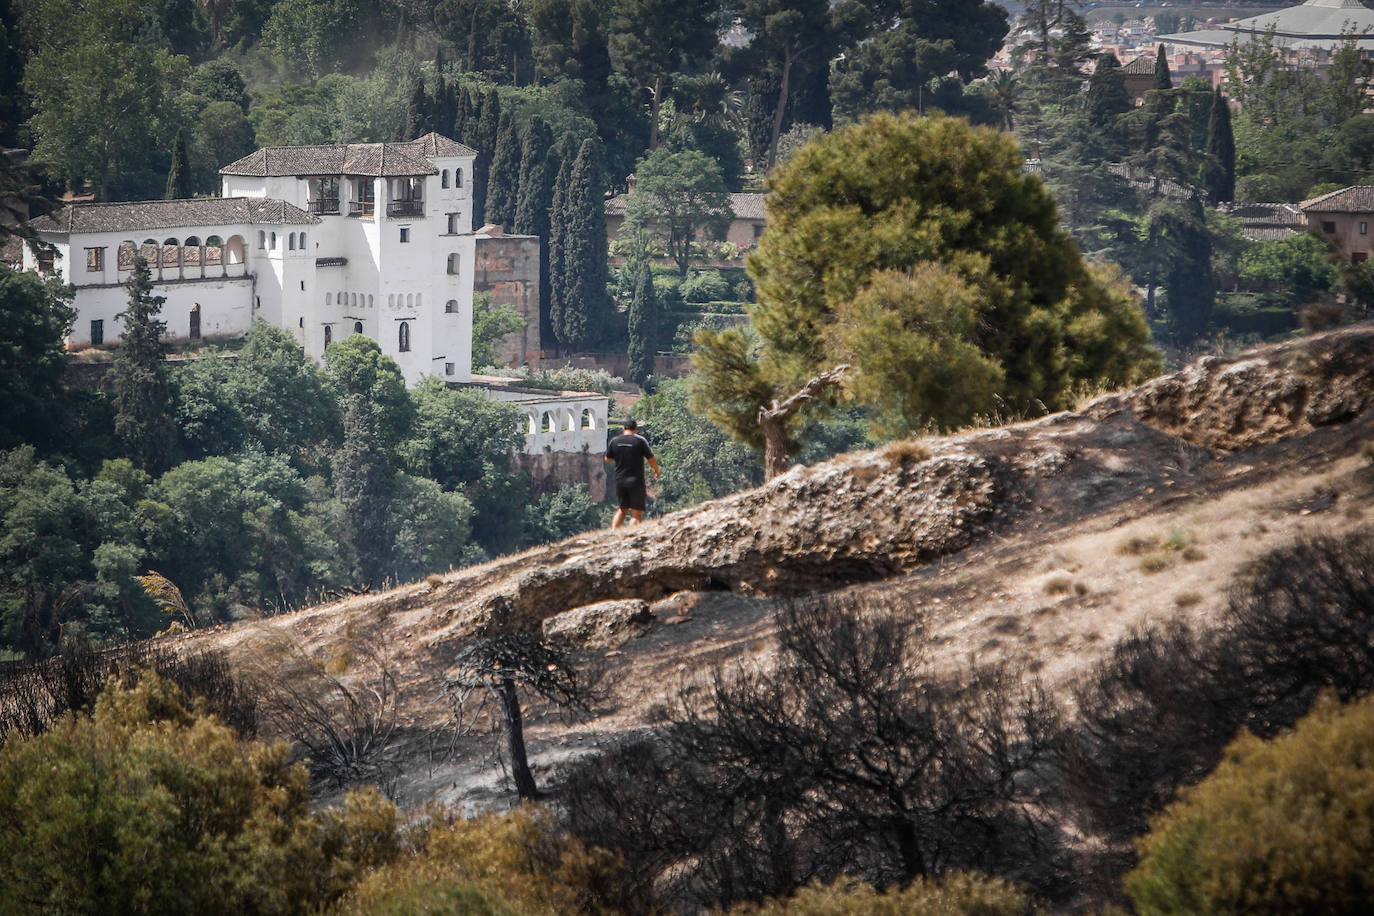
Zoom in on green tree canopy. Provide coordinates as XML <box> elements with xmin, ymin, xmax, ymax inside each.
<box><xmin>550</xmin><ymin>138</ymin><xmax>610</xmax><ymax>350</ymax></box>
<box><xmin>607</xmin><ymin>0</ymin><xmax>721</xmax><ymax>149</ymax></box>
<box><xmin>622</xmin><ymin>147</ymin><xmax>732</xmax><ymax>277</ymax></box>
<box><xmin>695</xmin><ymin>112</ymin><xmax>1159</xmax><ymax>457</ymax></box>
<box><xmin>0</xmin><ymin>266</ymin><xmax>74</xmax><ymax>452</ymax></box>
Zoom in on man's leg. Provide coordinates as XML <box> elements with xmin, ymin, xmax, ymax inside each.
<box><xmin>611</xmin><ymin>507</ymin><xmax>627</xmax><ymax>529</ymax></box>
<box><xmin>628</xmin><ymin>509</ymin><xmax>644</xmax><ymax>524</ymax></box>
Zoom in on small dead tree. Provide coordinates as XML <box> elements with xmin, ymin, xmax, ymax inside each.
<box><xmin>440</xmin><ymin>632</ymin><xmax>595</xmax><ymax>800</ymax></box>
<box><xmin>758</xmin><ymin>365</ymin><xmax>849</xmax><ymax>479</ymax></box>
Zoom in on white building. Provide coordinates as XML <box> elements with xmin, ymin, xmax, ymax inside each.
<box><xmin>28</xmin><ymin>132</ymin><xmax>478</xmax><ymax>386</ymax></box>
<box><xmin>21</xmin><ymin>132</ymin><xmax>609</xmax><ymax>482</ymax></box>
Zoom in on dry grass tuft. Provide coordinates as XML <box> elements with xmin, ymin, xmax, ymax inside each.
<box><xmin>425</xmin><ymin>573</ymin><xmax>444</xmax><ymax>590</ymax></box>
<box><xmin>1044</xmin><ymin>574</ymin><xmax>1076</xmax><ymax>596</ymax></box>
<box><xmin>882</xmin><ymin>439</ymin><xmax>932</xmax><ymax>466</ymax></box>
<box><xmin>1174</xmin><ymin>591</ymin><xmax>1203</xmax><ymax>608</ymax></box>
<box><xmin>1117</xmin><ymin>535</ymin><xmax>1156</xmax><ymax>556</ymax></box>
<box><xmin>1181</xmin><ymin>546</ymin><xmax>1206</xmax><ymax>562</ymax></box>
<box><xmin>1140</xmin><ymin>554</ymin><xmax>1172</xmax><ymax>574</ymax></box>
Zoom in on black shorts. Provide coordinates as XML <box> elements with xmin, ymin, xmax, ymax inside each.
<box><xmin>616</xmin><ymin>481</ymin><xmax>646</xmax><ymax>512</ymax></box>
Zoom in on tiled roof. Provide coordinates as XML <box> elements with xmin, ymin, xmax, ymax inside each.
<box><xmin>31</xmin><ymin>198</ymin><xmax>319</xmax><ymax>234</ymax></box>
<box><xmin>221</xmin><ymin>133</ymin><xmax>473</xmax><ymax>178</ymax></box>
<box><xmin>606</xmin><ymin>191</ymin><xmax>768</xmax><ymax>220</ymax></box>
<box><xmin>1220</xmin><ymin>202</ymin><xmax>1305</xmax><ymax>227</ymax></box>
<box><xmin>1300</xmin><ymin>186</ymin><xmax>1374</xmax><ymax>213</ymax></box>
<box><xmin>410</xmin><ymin>132</ymin><xmax>478</xmax><ymax>159</ymax></box>
<box><xmin>1123</xmin><ymin>54</ymin><xmax>1158</xmax><ymax>74</ymax></box>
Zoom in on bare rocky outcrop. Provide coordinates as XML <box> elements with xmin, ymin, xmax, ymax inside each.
<box><xmin>1088</xmin><ymin>324</ymin><xmax>1374</xmax><ymax>450</ymax></box>
<box><xmin>252</xmin><ymin>325</ymin><xmax>1374</xmax><ymax>677</ymax></box>
<box><xmin>542</xmin><ymin>599</ymin><xmax>653</xmax><ymax>650</ymax></box>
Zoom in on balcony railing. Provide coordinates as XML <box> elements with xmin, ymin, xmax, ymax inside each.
<box><xmin>309</xmin><ymin>198</ymin><xmax>340</xmax><ymax>215</ymax></box>
<box><xmin>349</xmin><ymin>201</ymin><xmax>375</xmax><ymax>217</ymax></box>
<box><xmin>387</xmin><ymin>200</ymin><xmax>424</xmax><ymax>218</ymax></box>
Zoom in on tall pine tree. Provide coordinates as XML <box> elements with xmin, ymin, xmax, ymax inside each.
<box><xmin>1204</xmin><ymin>88</ymin><xmax>1235</xmax><ymax>203</ymax></box>
<box><xmin>112</xmin><ymin>255</ymin><xmax>177</xmax><ymax>472</ymax></box>
<box><xmin>627</xmin><ymin>256</ymin><xmax>658</xmax><ymax>383</ymax></box>
<box><xmin>1152</xmin><ymin>43</ymin><xmax>1172</xmax><ymax>91</ymax></box>
<box><xmin>165</xmin><ymin>128</ymin><xmax>191</xmax><ymax>199</ymax></box>
<box><xmin>552</xmin><ymin>139</ymin><xmax>609</xmax><ymax>351</ymax></box>
<box><xmin>334</xmin><ymin>392</ymin><xmax>396</xmax><ymax>585</ymax></box>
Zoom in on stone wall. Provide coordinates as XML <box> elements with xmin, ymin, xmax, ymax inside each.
<box><xmin>516</xmin><ymin>447</ymin><xmax>609</xmax><ymax>501</ymax></box>
<box><xmin>474</xmin><ymin>232</ymin><xmax>540</xmax><ymax>367</ymax></box>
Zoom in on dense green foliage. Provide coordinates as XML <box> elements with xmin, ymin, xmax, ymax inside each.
<box><xmin>1128</xmin><ymin>692</ymin><xmax>1374</xmax><ymax>915</ymax></box>
<box><xmin>0</xmin><ymin>267</ymin><xmax>75</xmax><ymax>452</ymax></box>
<box><xmin>111</xmin><ymin>256</ymin><xmax>178</xmax><ymax>473</ymax></box>
<box><xmin>695</xmin><ymin>112</ymin><xmax>1158</xmax><ymax>453</ymax></box>
<box><xmin>0</xmin><ymin>675</ymin><xmax>400</xmax><ymax>913</ymax></box>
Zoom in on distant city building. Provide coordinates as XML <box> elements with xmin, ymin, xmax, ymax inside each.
<box><xmin>1159</xmin><ymin>0</ymin><xmax>1374</xmax><ymax>52</ymax></box>
<box><xmin>1301</xmin><ymin>185</ymin><xmax>1374</xmax><ymax>261</ymax></box>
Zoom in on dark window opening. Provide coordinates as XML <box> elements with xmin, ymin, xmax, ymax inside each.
<box><xmin>354</xmin><ymin>321</ymin><xmax>363</xmax><ymax>333</ymax></box>
<box><xmin>324</xmin><ymin>325</ymin><xmax>333</xmax><ymax>348</ymax></box>
<box><xmin>86</xmin><ymin>247</ymin><xmax>104</xmax><ymax>271</ymax></box>
<box><xmin>399</xmin><ymin>227</ymin><xmax>410</xmax><ymax>243</ymax></box>
<box><xmin>398</xmin><ymin>321</ymin><xmax>411</xmax><ymax>352</ymax></box>
<box><xmin>90</xmin><ymin>319</ymin><xmax>103</xmax><ymax>346</ymax></box>
<box><xmin>1323</xmin><ymin>221</ymin><xmax>1337</xmax><ymax>234</ymax></box>
<box><xmin>189</xmin><ymin>305</ymin><xmax>201</xmax><ymax>340</ymax></box>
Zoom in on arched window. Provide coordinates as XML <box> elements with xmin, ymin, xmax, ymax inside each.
<box><xmin>415</xmin><ymin>293</ymin><xmax>421</xmax><ymax>307</ymax></box>
<box><xmin>406</xmin><ymin>294</ymin><xmax>413</xmax><ymax>308</ymax></box>
<box><xmin>326</xmin><ymin>292</ymin><xmax>332</xmax><ymax>305</ymax></box>
<box><xmin>447</xmin><ymin>252</ymin><xmax>461</xmax><ymax>275</ymax></box>
<box><xmin>182</xmin><ymin>236</ymin><xmax>201</xmax><ymax>267</ymax></box>
<box><xmin>204</xmin><ymin>235</ymin><xmax>224</xmax><ymax>267</ymax></box>
<box><xmin>224</xmin><ymin>235</ymin><xmax>245</xmax><ymax>265</ymax></box>
<box><xmin>367</xmin><ymin>295</ymin><xmax>373</xmax><ymax>308</ymax></box>
<box><xmin>299</xmin><ymin>231</ymin><xmax>307</xmax><ymax>248</ymax></box>
<box><xmin>117</xmin><ymin>241</ymin><xmax>137</xmax><ymax>270</ymax></box>
<box><xmin>454</xmin><ymin>169</ymin><xmax>463</xmax><ymax>188</ymax></box>
<box><xmin>388</xmin><ymin>294</ymin><xmax>395</xmax><ymax>308</ymax></box>
<box><xmin>189</xmin><ymin>304</ymin><xmax>201</xmax><ymax>340</ymax></box>
<box><xmin>526</xmin><ymin>414</ymin><xmax>537</xmax><ymax>435</ymax></box>
<box><xmin>581</xmin><ymin>408</ymin><xmax>594</xmax><ymax>430</ymax></box>
<box><xmin>541</xmin><ymin>412</ymin><xmax>553</xmax><ymax>433</ymax></box>
<box><xmin>270</xmin><ymin>231</ymin><xmax>276</xmax><ymax>249</ymax></box>
<box><xmin>258</xmin><ymin>230</ymin><xmax>266</xmax><ymax>249</ymax></box>
<box><xmin>398</xmin><ymin>321</ymin><xmax>411</xmax><ymax>352</ymax></box>
<box><xmin>324</xmin><ymin>325</ymin><xmax>333</xmax><ymax>347</ymax></box>
<box><xmin>441</xmin><ymin>169</ymin><xmax>449</xmax><ymax>188</ymax></box>
<box><xmin>563</xmin><ymin>409</ymin><xmax>577</xmax><ymax>431</ymax></box>
<box><xmin>445</xmin><ymin>299</ymin><xmax>459</xmax><ymax>314</ymax></box>
<box><xmin>288</xmin><ymin>233</ymin><xmax>295</xmax><ymax>251</ymax></box>
<box><xmin>353</xmin><ymin>321</ymin><xmax>363</xmax><ymax>334</ymax></box>
<box><xmin>350</xmin><ymin>293</ymin><xmax>357</xmax><ymax>307</ymax></box>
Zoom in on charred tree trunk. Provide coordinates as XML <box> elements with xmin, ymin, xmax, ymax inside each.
<box><xmin>497</xmin><ymin>676</ymin><xmax>539</xmax><ymax>800</ymax></box>
<box><xmin>757</xmin><ymin>365</ymin><xmax>849</xmax><ymax>480</ymax></box>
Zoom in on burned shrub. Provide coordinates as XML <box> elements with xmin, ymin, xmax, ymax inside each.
<box><xmin>559</xmin><ymin>594</ymin><xmax>1063</xmax><ymax>912</ymax></box>
<box><xmin>0</xmin><ymin>639</ymin><xmax>255</xmax><ymax>746</ymax></box>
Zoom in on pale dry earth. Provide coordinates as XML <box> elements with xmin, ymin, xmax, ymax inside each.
<box><xmin>187</xmin><ymin>324</ymin><xmax>1374</xmax><ymax>809</ymax></box>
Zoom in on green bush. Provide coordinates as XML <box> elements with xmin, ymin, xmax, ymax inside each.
<box><xmin>681</xmin><ymin>270</ymin><xmax>732</xmax><ymax>303</ymax></box>
<box><xmin>333</xmin><ymin>807</ymin><xmax>626</xmax><ymax>915</ymax></box>
<box><xmin>1127</xmin><ymin>692</ymin><xmax>1374</xmax><ymax>915</ymax></box>
<box><xmin>724</xmin><ymin>873</ymin><xmax>1032</xmax><ymax>915</ymax></box>
<box><xmin>0</xmin><ymin>674</ymin><xmax>401</xmax><ymax>914</ymax></box>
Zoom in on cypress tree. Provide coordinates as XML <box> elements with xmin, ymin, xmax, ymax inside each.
<box><xmin>1152</xmin><ymin>43</ymin><xmax>1172</xmax><ymax>92</ymax></box>
<box><xmin>627</xmin><ymin>257</ymin><xmax>657</xmax><ymax>384</ymax></box>
<box><xmin>452</xmin><ymin>83</ymin><xmax>471</xmax><ymax>141</ymax></box>
<box><xmin>470</xmin><ymin>89</ymin><xmax>500</xmax><ymax>229</ymax></box>
<box><xmin>1204</xmin><ymin>89</ymin><xmax>1235</xmax><ymax>203</ymax></box>
<box><xmin>548</xmin><ymin>132</ymin><xmax>581</xmax><ymax>348</ymax></box>
<box><xmin>111</xmin><ymin>255</ymin><xmax>177</xmax><ymax>472</ymax></box>
<box><xmin>485</xmin><ymin>111</ymin><xmax>522</xmax><ymax>230</ymax></box>
<box><xmin>513</xmin><ymin>118</ymin><xmax>555</xmax><ymax>235</ymax></box>
<box><xmin>401</xmin><ymin>79</ymin><xmax>429</xmax><ymax>140</ymax></box>
<box><xmin>514</xmin><ymin>118</ymin><xmax>560</xmax><ymax>347</ymax></box>
<box><xmin>334</xmin><ymin>393</ymin><xmax>397</xmax><ymax>585</ymax></box>
<box><xmin>553</xmin><ymin>139</ymin><xmax>609</xmax><ymax>351</ymax></box>
<box><xmin>165</xmin><ymin>128</ymin><xmax>191</xmax><ymax>199</ymax></box>
<box><xmin>1085</xmin><ymin>53</ymin><xmax>1130</xmax><ymax>129</ymax></box>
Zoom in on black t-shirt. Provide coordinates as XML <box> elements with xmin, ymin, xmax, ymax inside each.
<box><xmin>607</xmin><ymin>432</ymin><xmax>654</xmax><ymax>486</ymax></box>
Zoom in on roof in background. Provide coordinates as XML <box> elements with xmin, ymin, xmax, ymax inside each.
<box><xmin>1301</xmin><ymin>185</ymin><xmax>1374</xmax><ymax>212</ymax></box>
<box><xmin>32</xmin><ymin>198</ymin><xmax>319</xmax><ymax>234</ymax></box>
<box><xmin>1160</xmin><ymin>0</ymin><xmax>1374</xmax><ymax>50</ymax></box>
<box><xmin>606</xmin><ymin>191</ymin><xmax>767</xmax><ymax>219</ymax></box>
<box><xmin>220</xmin><ymin>132</ymin><xmax>474</xmax><ymax>178</ymax></box>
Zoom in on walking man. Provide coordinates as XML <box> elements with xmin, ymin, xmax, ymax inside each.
<box><xmin>605</xmin><ymin>419</ymin><xmax>660</xmax><ymax>529</ymax></box>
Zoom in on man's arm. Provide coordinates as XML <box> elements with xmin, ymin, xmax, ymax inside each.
<box><xmin>648</xmin><ymin>455</ymin><xmax>661</xmax><ymax>478</ymax></box>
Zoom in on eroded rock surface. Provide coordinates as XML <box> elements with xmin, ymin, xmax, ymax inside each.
<box><xmin>288</xmin><ymin>326</ymin><xmax>1374</xmax><ymax>659</ymax></box>
<box><xmin>542</xmin><ymin>598</ymin><xmax>653</xmax><ymax>649</ymax></box>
